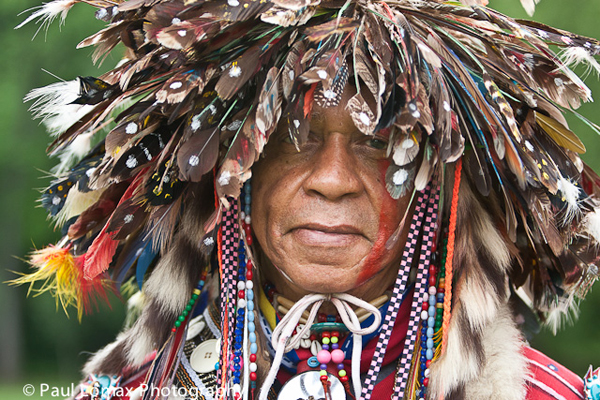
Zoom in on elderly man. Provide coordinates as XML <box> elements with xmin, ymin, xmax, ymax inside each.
<box><xmin>16</xmin><ymin>0</ymin><xmax>600</xmax><ymax>399</ymax></box>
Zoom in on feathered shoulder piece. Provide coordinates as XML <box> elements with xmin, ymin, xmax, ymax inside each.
<box><xmin>15</xmin><ymin>0</ymin><xmax>600</xmax><ymax>325</ymax></box>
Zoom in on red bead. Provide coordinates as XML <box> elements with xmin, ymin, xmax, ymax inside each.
<box><xmin>422</xmin><ymin>302</ymin><xmax>428</xmax><ymax>311</ymax></box>
<box><xmin>246</xmin><ymin>259</ymin><xmax>253</xmax><ymax>269</ymax></box>
<box><xmin>238</xmin><ymin>290</ymin><xmax>245</xmax><ymax>299</ymax></box>
<box><xmin>320</xmin><ymin>376</ymin><xmax>329</xmax><ymax>382</ymax></box>
<box><xmin>429</xmin><ymin>266</ymin><xmax>437</xmax><ymax>276</ymax></box>
<box><xmin>340</xmin><ymin>375</ymin><xmax>349</xmax><ymax>382</ymax></box>
<box><xmin>426</xmin><ymin>360</ymin><xmax>432</xmax><ymax>368</ymax></box>
<box><xmin>250</xmin><ymin>372</ymin><xmax>257</xmax><ymax>381</ymax></box>
<box><xmin>438</xmin><ymin>287</ymin><xmax>445</xmax><ymax>293</ymax></box>
<box><xmin>250</xmin><ymin>354</ymin><xmax>257</xmax><ymax>362</ymax></box>
<box><xmin>331</xmin><ymin>331</ymin><xmax>339</xmax><ymax>337</ymax></box>
<box><xmin>171</xmin><ymin>327</ymin><xmax>177</xmax><ymax>333</ymax></box>
<box><xmin>423</xmin><ymin>378</ymin><xmax>429</xmax><ymax>387</ymax></box>
<box><xmin>322</xmin><ymin>331</ymin><xmax>330</xmax><ymax>338</ymax></box>
<box><xmin>310</xmin><ymin>334</ymin><xmax>317</xmax><ymax>341</ymax></box>
<box><xmin>246</xmin><ymin>270</ymin><xmax>253</xmax><ymax>280</ymax></box>
<box><xmin>429</xmin><ymin>276</ymin><xmax>437</xmax><ymax>286</ymax></box>
<box><xmin>318</xmin><ymin>314</ymin><xmax>327</xmax><ymax>323</ymax></box>
<box><xmin>246</xmin><ymin>235</ymin><xmax>253</xmax><ymax>245</ymax></box>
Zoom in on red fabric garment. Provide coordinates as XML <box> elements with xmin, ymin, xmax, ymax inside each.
<box><xmin>110</xmin><ymin>354</ymin><xmax>154</xmax><ymax>400</ymax></box>
<box><xmin>524</xmin><ymin>346</ymin><xmax>585</xmax><ymax>400</ymax></box>
<box><xmin>278</xmin><ymin>290</ymin><xmax>413</xmax><ymax>397</ymax></box>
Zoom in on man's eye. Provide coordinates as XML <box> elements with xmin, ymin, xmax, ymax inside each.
<box><xmin>366</xmin><ymin>138</ymin><xmax>388</xmax><ymax>150</ymax></box>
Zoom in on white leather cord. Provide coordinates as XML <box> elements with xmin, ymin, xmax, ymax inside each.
<box><xmin>259</xmin><ymin>292</ymin><xmax>382</xmax><ymax>400</ymax></box>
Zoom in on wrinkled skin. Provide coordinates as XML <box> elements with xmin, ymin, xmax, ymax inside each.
<box><xmin>251</xmin><ymin>86</ymin><xmax>412</xmax><ymax>303</ymax></box>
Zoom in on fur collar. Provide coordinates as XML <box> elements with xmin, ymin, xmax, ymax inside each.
<box><xmin>429</xmin><ymin>302</ymin><xmax>528</xmax><ymax>400</ymax></box>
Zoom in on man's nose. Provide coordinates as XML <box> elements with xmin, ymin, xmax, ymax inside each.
<box><xmin>302</xmin><ymin>133</ymin><xmax>364</xmax><ymax>200</ymax></box>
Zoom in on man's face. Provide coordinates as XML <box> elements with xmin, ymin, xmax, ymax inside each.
<box><xmin>251</xmin><ymin>86</ymin><xmax>411</xmax><ymax>299</ymax></box>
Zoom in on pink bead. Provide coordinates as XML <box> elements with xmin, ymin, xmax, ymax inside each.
<box><xmin>331</xmin><ymin>349</ymin><xmax>345</xmax><ymax>364</ymax></box>
<box><xmin>317</xmin><ymin>350</ymin><xmax>331</xmax><ymax>364</ymax></box>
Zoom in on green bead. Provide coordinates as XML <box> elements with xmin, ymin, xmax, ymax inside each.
<box><xmin>175</xmin><ymin>321</ymin><xmax>181</xmax><ymax>328</ymax></box>
<box><xmin>192</xmin><ymin>293</ymin><xmax>199</xmax><ymax>300</ymax></box>
<box><xmin>178</xmin><ymin>315</ymin><xmax>185</xmax><ymax>322</ymax></box>
<box><xmin>186</xmin><ymin>304</ymin><xmax>192</xmax><ymax>311</ymax></box>
<box><xmin>182</xmin><ymin>310</ymin><xmax>188</xmax><ymax>317</ymax></box>
<box><xmin>189</xmin><ymin>298</ymin><xmax>196</xmax><ymax>305</ymax></box>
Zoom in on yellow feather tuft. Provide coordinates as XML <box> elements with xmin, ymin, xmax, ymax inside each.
<box><xmin>9</xmin><ymin>245</ymin><xmax>110</xmax><ymax>321</ymax></box>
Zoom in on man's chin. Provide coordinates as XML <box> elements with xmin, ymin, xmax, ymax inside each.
<box><xmin>281</xmin><ymin>261</ymin><xmax>363</xmax><ymax>293</ymax></box>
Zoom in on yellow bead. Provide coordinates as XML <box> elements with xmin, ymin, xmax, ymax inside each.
<box><xmin>331</xmin><ymin>337</ymin><xmax>338</xmax><ymax>344</ymax></box>
<box><xmin>338</xmin><ymin>370</ymin><xmax>346</xmax><ymax>377</ymax></box>
<box><xmin>322</xmin><ymin>337</ymin><xmax>330</xmax><ymax>345</ymax></box>
<box><xmin>320</xmin><ymin>370</ymin><xmax>327</xmax><ymax>376</ymax></box>
<box><xmin>193</xmin><ymin>289</ymin><xmax>201</xmax><ymax>295</ymax></box>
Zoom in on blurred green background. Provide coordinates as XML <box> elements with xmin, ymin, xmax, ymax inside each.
<box><xmin>0</xmin><ymin>0</ymin><xmax>599</xmax><ymax>398</ymax></box>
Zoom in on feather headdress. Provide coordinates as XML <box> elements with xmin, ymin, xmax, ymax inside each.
<box><xmin>15</xmin><ymin>0</ymin><xmax>600</xmax><ymax>398</ymax></box>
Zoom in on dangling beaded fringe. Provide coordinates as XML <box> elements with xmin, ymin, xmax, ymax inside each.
<box><xmin>172</xmin><ymin>273</ymin><xmax>208</xmax><ymax>332</ymax></box>
<box><xmin>361</xmin><ymin>183</ymin><xmax>435</xmax><ymax>400</ymax></box>
<box><xmin>217</xmin><ymin>199</ymin><xmax>240</xmax><ymax>399</ymax></box>
<box><xmin>217</xmin><ymin>180</ymin><xmax>256</xmax><ymax>400</ymax></box>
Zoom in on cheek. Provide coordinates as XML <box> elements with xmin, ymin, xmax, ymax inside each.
<box><xmin>356</xmin><ymin>160</ymin><xmax>401</xmax><ymax>284</ymax></box>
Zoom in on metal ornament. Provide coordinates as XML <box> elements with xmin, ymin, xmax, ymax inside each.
<box><xmin>277</xmin><ymin>371</ymin><xmax>347</xmax><ymax>400</ymax></box>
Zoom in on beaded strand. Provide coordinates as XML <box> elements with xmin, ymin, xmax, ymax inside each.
<box><xmin>417</xmin><ymin>234</ymin><xmax>448</xmax><ymax>399</ymax></box>
<box><xmin>232</xmin><ymin>239</ymin><xmax>247</xmax><ymax>399</ymax></box>
<box><xmin>172</xmin><ymin>271</ymin><xmax>208</xmax><ymax>332</ymax></box>
<box><xmin>240</xmin><ymin>179</ymin><xmax>258</xmax><ymax>399</ymax></box>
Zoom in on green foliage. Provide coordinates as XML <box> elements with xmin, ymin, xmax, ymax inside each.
<box><xmin>0</xmin><ymin>0</ymin><xmax>125</xmax><ymax>385</ymax></box>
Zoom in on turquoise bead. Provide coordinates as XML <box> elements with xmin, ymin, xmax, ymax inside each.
<box><xmin>249</xmin><ymin>332</ymin><xmax>256</xmax><ymax>343</ymax></box>
<box><xmin>248</xmin><ymin>322</ymin><xmax>255</xmax><ymax>332</ymax></box>
<box><xmin>427</xmin><ymin>327</ymin><xmax>434</xmax><ymax>337</ymax></box>
<box><xmin>247</xmin><ymin>301</ymin><xmax>254</xmax><ymax>311</ymax></box>
<box><xmin>247</xmin><ymin>290</ymin><xmax>254</xmax><ymax>300</ymax></box>
<box><xmin>428</xmin><ymin>316</ymin><xmax>435</xmax><ymax>326</ymax></box>
<box><xmin>248</xmin><ymin>312</ymin><xmax>255</xmax><ymax>322</ymax></box>
<box><xmin>590</xmin><ymin>384</ymin><xmax>600</xmax><ymax>400</ymax></box>
<box><xmin>429</xmin><ymin>295</ymin><xmax>436</xmax><ymax>306</ymax></box>
<box><xmin>428</xmin><ymin>305</ymin><xmax>436</xmax><ymax>317</ymax></box>
<box><xmin>426</xmin><ymin>349</ymin><xmax>434</xmax><ymax>360</ymax></box>
<box><xmin>307</xmin><ymin>357</ymin><xmax>320</xmax><ymax>368</ymax></box>
<box><xmin>250</xmin><ymin>343</ymin><xmax>258</xmax><ymax>353</ymax></box>
<box><xmin>427</xmin><ymin>338</ymin><xmax>434</xmax><ymax>349</ymax></box>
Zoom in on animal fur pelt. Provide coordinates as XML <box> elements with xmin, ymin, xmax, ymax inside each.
<box><xmin>83</xmin><ymin>179</ymin><xmax>216</xmax><ymax>374</ymax></box>
<box><xmin>429</xmin><ymin>302</ymin><xmax>528</xmax><ymax>400</ymax></box>
<box><xmin>427</xmin><ymin>165</ymin><xmax>527</xmax><ymax>399</ymax></box>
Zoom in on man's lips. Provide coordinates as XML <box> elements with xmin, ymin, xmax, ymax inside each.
<box><xmin>289</xmin><ymin>223</ymin><xmax>366</xmax><ymax>246</ymax></box>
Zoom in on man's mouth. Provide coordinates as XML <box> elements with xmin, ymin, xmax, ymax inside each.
<box><xmin>290</xmin><ymin>223</ymin><xmax>365</xmax><ymax>246</ymax></box>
